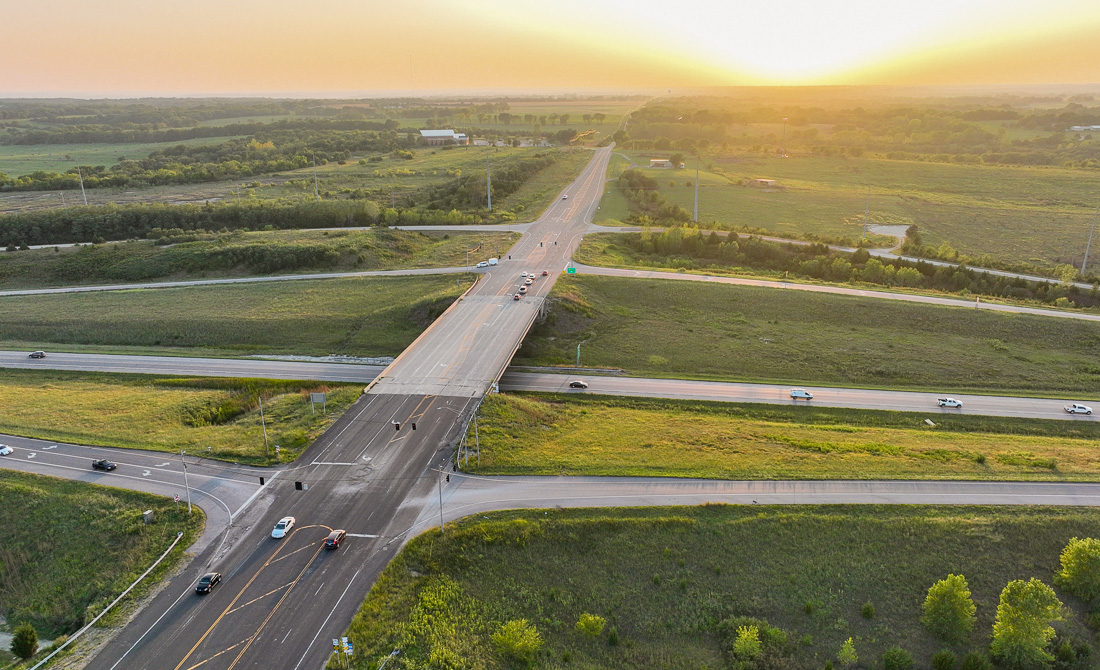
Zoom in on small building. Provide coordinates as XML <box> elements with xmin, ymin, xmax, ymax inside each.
<box><xmin>419</xmin><ymin>129</ymin><xmax>469</xmax><ymax>146</ymax></box>
<box><xmin>1069</xmin><ymin>125</ymin><xmax>1100</xmax><ymax>132</ymax></box>
<box><xmin>650</xmin><ymin>158</ymin><xmax>673</xmax><ymax>168</ymax></box>
<box><xmin>472</xmin><ymin>139</ymin><xmax>490</xmax><ymax>147</ymax></box>
<box><xmin>749</xmin><ymin>178</ymin><xmax>778</xmax><ymax>188</ymax></box>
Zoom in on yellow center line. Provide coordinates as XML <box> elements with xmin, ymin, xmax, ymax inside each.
<box><xmin>182</xmin><ymin>637</ymin><xmax>250</xmax><ymax>670</ymax></box>
<box><xmin>223</xmin><ymin>581</ymin><xmax>295</xmax><ymax>616</ymax></box>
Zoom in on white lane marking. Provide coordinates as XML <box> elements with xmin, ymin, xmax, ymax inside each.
<box><xmin>314</xmin><ymin>582</ymin><xmax>326</xmax><ymax>596</ymax></box>
<box><xmin>345</xmin><ymin>533</ymin><xmax>379</xmax><ymax>538</ymax></box>
<box><xmin>155</xmin><ymin>462</ymin><xmax>171</xmax><ymax>467</ymax></box>
<box><xmin>43</xmin><ymin>445</ymin><xmax>57</xmax><ymax>450</ymax></box>
<box><xmin>310</xmin><ymin>462</ymin><xmax>357</xmax><ymax>466</ymax></box>
<box><xmin>292</xmin><ymin>568</ymin><xmax>362</xmax><ymax>670</ymax></box>
<box><xmin>142</xmin><ymin>470</ymin><xmax>151</xmax><ymax>477</ymax></box>
<box><xmin>281</xmin><ymin>628</ymin><xmax>294</xmax><ymax>644</ymax></box>
<box><xmin>26</xmin><ymin>453</ymin><xmax>35</xmax><ymax>459</ymax></box>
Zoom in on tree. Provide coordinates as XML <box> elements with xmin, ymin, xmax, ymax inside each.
<box><xmin>990</xmin><ymin>578</ymin><xmax>1064</xmax><ymax>669</ymax></box>
<box><xmin>669</xmin><ymin>152</ymin><xmax>684</xmax><ymax>167</ymax></box>
<box><xmin>492</xmin><ymin>619</ymin><xmax>542</xmax><ymax>665</ymax></box>
<box><xmin>922</xmin><ymin>574</ymin><xmax>977</xmax><ymax>642</ymax></box>
<box><xmin>882</xmin><ymin>646</ymin><xmax>914</xmax><ymax>670</ymax></box>
<box><xmin>837</xmin><ymin>637</ymin><xmax>857</xmax><ymax>667</ymax></box>
<box><xmin>1055</xmin><ymin>536</ymin><xmax>1100</xmax><ymax>602</ymax></box>
<box><xmin>11</xmin><ymin>623</ymin><xmax>38</xmax><ymax>660</ymax></box>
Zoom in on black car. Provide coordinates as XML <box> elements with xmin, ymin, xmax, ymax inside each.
<box><xmin>91</xmin><ymin>459</ymin><xmax>117</xmax><ymax>471</ymax></box>
<box><xmin>568</xmin><ymin>380</ymin><xmax>588</xmax><ymax>389</ymax></box>
<box><xmin>29</xmin><ymin>351</ymin><xmax>46</xmax><ymax>359</ymax></box>
<box><xmin>324</xmin><ymin>529</ymin><xmax>347</xmax><ymax>549</ymax></box>
<box><xmin>195</xmin><ymin>572</ymin><xmax>222</xmax><ymax>594</ymax></box>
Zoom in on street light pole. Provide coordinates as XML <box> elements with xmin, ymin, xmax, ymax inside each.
<box><xmin>179</xmin><ymin>447</ymin><xmax>192</xmax><ymax>514</ymax></box>
<box><xmin>1082</xmin><ymin>207</ymin><xmax>1099</xmax><ymax>275</ymax></box>
<box><xmin>437</xmin><ymin>468</ymin><xmax>445</xmax><ymax>533</ymax></box>
<box><xmin>780</xmin><ymin>117</ymin><xmax>788</xmax><ymax>156</ymax></box>
<box><xmin>576</xmin><ymin>342</ymin><xmax>583</xmax><ymax>368</ymax></box>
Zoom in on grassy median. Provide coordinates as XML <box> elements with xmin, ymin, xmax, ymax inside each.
<box><xmin>466</xmin><ymin>393</ymin><xmax>1100</xmax><ymax>481</ymax></box>
<box><xmin>340</xmin><ymin>505</ymin><xmax>1100</xmax><ymax>669</ymax></box>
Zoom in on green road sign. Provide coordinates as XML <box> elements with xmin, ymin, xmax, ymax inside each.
<box><xmin>567</xmin><ymin>267</ymin><xmax>576</xmax><ymax>274</ymax></box>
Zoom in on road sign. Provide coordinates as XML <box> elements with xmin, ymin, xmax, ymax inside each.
<box><xmin>333</xmin><ymin>639</ymin><xmax>339</xmax><ymax>651</ymax></box>
<box><xmin>567</xmin><ymin>267</ymin><xmax>576</xmax><ymax>274</ymax></box>
<box><xmin>174</xmin><ymin>494</ymin><xmax>180</xmax><ymax>503</ymax></box>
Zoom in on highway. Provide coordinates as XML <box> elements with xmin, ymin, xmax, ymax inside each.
<box><xmin>84</xmin><ymin>146</ymin><xmax>616</xmax><ymax>670</ymax></box>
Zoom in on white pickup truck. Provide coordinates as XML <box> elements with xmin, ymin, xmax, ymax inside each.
<box><xmin>1065</xmin><ymin>403</ymin><xmax>1093</xmax><ymax>415</ymax></box>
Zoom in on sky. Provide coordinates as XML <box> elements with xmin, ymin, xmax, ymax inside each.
<box><xmin>3</xmin><ymin>0</ymin><xmax>1100</xmax><ymax>96</ymax></box>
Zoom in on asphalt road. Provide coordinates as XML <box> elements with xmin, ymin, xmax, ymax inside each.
<box><xmin>0</xmin><ymin>433</ymin><xmax>269</xmax><ymax>555</ymax></box>
<box><xmin>500</xmin><ymin>372</ymin><xmax>1100</xmax><ymax>421</ymax></box>
<box><xmin>86</xmin><ymin>146</ymin><xmax>616</xmax><ymax>670</ymax></box>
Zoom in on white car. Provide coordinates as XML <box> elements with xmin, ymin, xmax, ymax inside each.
<box><xmin>937</xmin><ymin>398</ymin><xmax>963</xmax><ymax>408</ymax></box>
<box><xmin>790</xmin><ymin>389</ymin><xmax>813</xmax><ymax>400</ymax></box>
<box><xmin>1065</xmin><ymin>404</ymin><xmax>1093</xmax><ymax>415</ymax></box>
<box><xmin>271</xmin><ymin>516</ymin><xmax>296</xmax><ymax>538</ymax></box>
<box><xmin>0</xmin><ymin>444</ymin><xmax>13</xmax><ymax>456</ymax></box>
<box><xmin>476</xmin><ymin>261</ymin><xmax>489</xmax><ymax>268</ymax></box>
<box><xmin>524</xmin><ymin>278</ymin><xmax>533</xmax><ymax>285</ymax></box>
<box><xmin>562</xmin><ymin>194</ymin><xmax>568</xmax><ymax>200</ymax></box>
<box><xmin>521</xmin><ymin>272</ymin><xmax>528</xmax><ymax>278</ymax></box>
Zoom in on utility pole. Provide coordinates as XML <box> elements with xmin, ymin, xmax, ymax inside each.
<box><xmin>436</xmin><ymin>468</ymin><xmax>445</xmax><ymax>533</ymax></box>
<box><xmin>486</xmin><ymin>151</ymin><xmax>492</xmax><ymax>212</ymax></box>
<box><xmin>693</xmin><ymin>158</ymin><xmax>700</xmax><ymax>223</ymax></box>
<box><xmin>179</xmin><ymin>447</ymin><xmax>192</xmax><ymax>513</ymax></box>
<box><xmin>781</xmin><ymin>117</ymin><xmax>788</xmax><ymax>156</ymax></box>
<box><xmin>77</xmin><ymin>168</ymin><xmax>88</xmax><ymax>205</ymax></box>
<box><xmin>1082</xmin><ymin>208</ymin><xmax>1100</xmax><ymax>275</ymax></box>
<box><xmin>862</xmin><ymin>187</ymin><xmax>870</xmax><ymax>240</ymax></box>
<box><xmin>312</xmin><ymin>157</ymin><xmax>321</xmax><ymax>202</ymax></box>
<box><xmin>259</xmin><ymin>396</ymin><xmax>270</xmax><ymax>453</ymax></box>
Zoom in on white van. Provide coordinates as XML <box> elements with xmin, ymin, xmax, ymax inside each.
<box><xmin>790</xmin><ymin>389</ymin><xmax>813</xmax><ymax>400</ymax></box>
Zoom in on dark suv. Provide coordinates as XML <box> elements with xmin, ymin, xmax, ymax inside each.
<box><xmin>29</xmin><ymin>351</ymin><xmax>46</xmax><ymax>359</ymax></box>
<box><xmin>91</xmin><ymin>459</ymin><xmax>117</xmax><ymax>471</ymax></box>
<box><xmin>324</xmin><ymin>529</ymin><xmax>347</xmax><ymax>549</ymax></box>
<box><xmin>195</xmin><ymin>572</ymin><xmax>222</xmax><ymax>594</ymax></box>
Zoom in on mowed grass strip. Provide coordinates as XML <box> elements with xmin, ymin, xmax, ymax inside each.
<box><xmin>0</xmin><ymin>470</ymin><xmax>205</xmax><ymax>638</ymax></box>
<box><xmin>516</xmin><ymin>274</ymin><xmax>1100</xmax><ymax>395</ymax></box>
<box><xmin>342</xmin><ymin>505</ymin><xmax>1100</xmax><ymax>669</ymax></box>
<box><xmin>0</xmin><ymin>274</ymin><xmax>472</xmax><ymax>357</ymax></box>
<box><xmin>0</xmin><ymin>229</ymin><xmax>517</xmax><ymax>290</ymax></box>
<box><xmin>0</xmin><ymin>369</ymin><xmax>359</xmax><ymax>463</ymax></box>
<box><xmin>468</xmin><ymin>393</ymin><xmax>1100</xmax><ymax>481</ymax></box>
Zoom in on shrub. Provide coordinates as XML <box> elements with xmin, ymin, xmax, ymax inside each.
<box><xmin>574</xmin><ymin>613</ymin><xmax>606</xmax><ymax>638</ymax></box>
<box><xmin>922</xmin><ymin>574</ymin><xmax>977</xmax><ymax>642</ymax></box>
<box><xmin>882</xmin><ymin>646</ymin><xmax>914</xmax><ymax>670</ymax></box>
<box><xmin>931</xmin><ymin>649</ymin><xmax>957</xmax><ymax>670</ymax></box>
<box><xmin>607</xmin><ymin>625</ymin><xmax>619</xmax><ymax>646</ymax></box>
<box><xmin>837</xmin><ymin>638</ymin><xmax>857</xmax><ymax>667</ymax></box>
<box><xmin>11</xmin><ymin>623</ymin><xmax>39</xmax><ymax>660</ymax></box>
<box><xmin>1054</xmin><ymin>537</ymin><xmax>1100</xmax><ymax>602</ymax></box>
<box><xmin>733</xmin><ymin>624</ymin><xmax>762</xmax><ymax>660</ymax></box>
<box><xmin>861</xmin><ymin>602</ymin><xmax>875</xmax><ymax>619</ymax></box>
<box><xmin>492</xmin><ymin>619</ymin><xmax>542</xmax><ymax>665</ymax></box>
<box><xmin>959</xmin><ymin>651</ymin><xmax>993</xmax><ymax>670</ymax></box>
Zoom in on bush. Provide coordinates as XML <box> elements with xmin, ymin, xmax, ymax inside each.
<box><xmin>1054</xmin><ymin>537</ymin><xmax>1100</xmax><ymax>602</ymax></box>
<box><xmin>959</xmin><ymin>651</ymin><xmax>993</xmax><ymax>670</ymax></box>
<box><xmin>492</xmin><ymin>619</ymin><xmax>543</xmax><ymax>665</ymax></box>
<box><xmin>882</xmin><ymin>646</ymin><xmax>914</xmax><ymax>670</ymax></box>
<box><xmin>931</xmin><ymin>649</ymin><xmax>957</xmax><ymax>670</ymax></box>
<box><xmin>574</xmin><ymin>613</ymin><xmax>606</xmax><ymax>638</ymax></box>
<box><xmin>861</xmin><ymin>602</ymin><xmax>875</xmax><ymax>619</ymax></box>
<box><xmin>837</xmin><ymin>638</ymin><xmax>857</xmax><ymax>667</ymax></box>
<box><xmin>733</xmin><ymin>624</ymin><xmax>762</xmax><ymax>660</ymax></box>
<box><xmin>922</xmin><ymin>574</ymin><xmax>977</xmax><ymax>642</ymax></box>
<box><xmin>11</xmin><ymin>623</ymin><xmax>39</xmax><ymax>660</ymax></box>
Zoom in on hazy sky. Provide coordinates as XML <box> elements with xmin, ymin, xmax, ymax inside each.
<box><xmin>3</xmin><ymin>0</ymin><xmax>1100</xmax><ymax>95</ymax></box>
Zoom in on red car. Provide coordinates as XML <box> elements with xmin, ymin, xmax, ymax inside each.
<box><xmin>324</xmin><ymin>529</ymin><xmax>347</xmax><ymax>549</ymax></box>
<box><xmin>541</xmin><ymin>271</ymin><xmax>549</xmax><ymax>276</ymax></box>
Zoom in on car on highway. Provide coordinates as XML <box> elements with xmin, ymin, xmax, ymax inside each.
<box><xmin>524</xmin><ymin>278</ymin><xmax>533</xmax><ymax>285</ymax></box>
<box><xmin>29</xmin><ymin>351</ymin><xmax>46</xmax><ymax>358</ymax></box>
<box><xmin>195</xmin><ymin>572</ymin><xmax>222</xmax><ymax>594</ymax></box>
<box><xmin>937</xmin><ymin>398</ymin><xmax>963</xmax><ymax>408</ymax></box>
<box><xmin>324</xmin><ymin>529</ymin><xmax>347</xmax><ymax>549</ymax></box>
<box><xmin>790</xmin><ymin>389</ymin><xmax>813</xmax><ymax>400</ymax></box>
<box><xmin>568</xmin><ymin>380</ymin><xmax>588</xmax><ymax>389</ymax></box>
<box><xmin>518</xmin><ymin>286</ymin><xmax>527</xmax><ymax>294</ymax></box>
<box><xmin>476</xmin><ymin>261</ymin><xmax>489</xmax><ymax>268</ymax></box>
<box><xmin>541</xmin><ymin>270</ymin><xmax>549</xmax><ymax>276</ymax></box>
<box><xmin>91</xmin><ymin>459</ymin><xmax>116</xmax><ymax>471</ymax></box>
<box><xmin>562</xmin><ymin>194</ymin><xmax>568</xmax><ymax>199</ymax></box>
<box><xmin>271</xmin><ymin>516</ymin><xmax>296</xmax><ymax>538</ymax></box>
<box><xmin>0</xmin><ymin>444</ymin><xmax>13</xmax><ymax>456</ymax></box>
<box><xmin>513</xmin><ymin>293</ymin><xmax>521</xmax><ymax>300</ymax></box>
<box><xmin>521</xmin><ymin>272</ymin><xmax>528</xmax><ymax>278</ymax></box>
<box><xmin>1065</xmin><ymin>403</ymin><xmax>1093</xmax><ymax>415</ymax></box>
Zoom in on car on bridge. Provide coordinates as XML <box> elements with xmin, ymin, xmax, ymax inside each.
<box><xmin>91</xmin><ymin>459</ymin><xmax>116</xmax><ymax>471</ymax></box>
<box><xmin>937</xmin><ymin>398</ymin><xmax>963</xmax><ymax>408</ymax></box>
<box><xmin>271</xmin><ymin>516</ymin><xmax>296</xmax><ymax>538</ymax></box>
<box><xmin>790</xmin><ymin>389</ymin><xmax>813</xmax><ymax>400</ymax></box>
<box><xmin>195</xmin><ymin>572</ymin><xmax>222</xmax><ymax>594</ymax></box>
<box><xmin>0</xmin><ymin>444</ymin><xmax>13</xmax><ymax>456</ymax></box>
<box><xmin>1065</xmin><ymin>403</ymin><xmax>1093</xmax><ymax>415</ymax></box>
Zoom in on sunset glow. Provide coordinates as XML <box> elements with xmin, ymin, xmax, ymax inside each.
<box><xmin>3</xmin><ymin>0</ymin><xmax>1100</xmax><ymax>95</ymax></box>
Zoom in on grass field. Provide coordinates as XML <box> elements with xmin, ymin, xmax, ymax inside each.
<box><xmin>0</xmin><ymin>470</ymin><xmax>205</xmax><ymax>638</ymax></box>
<box><xmin>602</xmin><ymin>153</ymin><xmax>1100</xmax><ymax>270</ymax></box>
<box><xmin>0</xmin><ymin>369</ymin><xmax>359</xmax><ymax>462</ymax></box>
<box><xmin>0</xmin><ymin>274</ymin><xmax>472</xmax><ymax>357</ymax></box>
<box><xmin>0</xmin><ymin>136</ymin><xmax>241</xmax><ymax>176</ymax></box>
<box><xmin>0</xmin><ymin>229</ymin><xmax>517</xmax><ymax>289</ymax></box>
<box><xmin>515</xmin><ymin>275</ymin><xmax>1100</xmax><ymax>396</ymax></box>
<box><xmin>339</xmin><ymin>505</ymin><xmax>1100</xmax><ymax>669</ymax></box>
<box><xmin>468</xmin><ymin>393</ymin><xmax>1100</xmax><ymax>481</ymax></box>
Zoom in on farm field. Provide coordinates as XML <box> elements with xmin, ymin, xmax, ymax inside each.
<box><xmin>469</xmin><ymin>393</ymin><xmax>1100</xmax><ymax>481</ymax></box>
<box><xmin>605</xmin><ymin>152</ymin><xmax>1100</xmax><ymax>270</ymax></box>
<box><xmin>342</xmin><ymin>505</ymin><xmax>1100</xmax><ymax>669</ymax></box>
<box><xmin>0</xmin><ymin>136</ymin><xmax>241</xmax><ymax>176</ymax></box>
<box><xmin>515</xmin><ymin>275</ymin><xmax>1100</xmax><ymax>396</ymax></box>
<box><xmin>0</xmin><ymin>229</ymin><xmax>517</xmax><ymax>289</ymax></box>
<box><xmin>0</xmin><ymin>369</ymin><xmax>358</xmax><ymax>462</ymax></box>
<box><xmin>0</xmin><ymin>274</ymin><xmax>472</xmax><ymax>358</ymax></box>
<box><xmin>0</xmin><ymin>469</ymin><xmax>205</xmax><ymax>639</ymax></box>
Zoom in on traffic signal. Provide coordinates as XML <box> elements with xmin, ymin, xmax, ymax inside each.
<box><xmin>395</xmin><ymin>422</ymin><xmax>401</xmax><ymax>431</ymax></box>
<box><xmin>412</xmin><ymin>422</ymin><xmax>417</xmax><ymax>430</ymax></box>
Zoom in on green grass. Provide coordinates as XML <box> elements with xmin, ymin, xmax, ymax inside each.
<box><xmin>0</xmin><ymin>369</ymin><xmax>359</xmax><ymax>463</ymax></box>
<box><xmin>0</xmin><ymin>274</ymin><xmax>472</xmax><ymax>357</ymax></box>
<box><xmin>339</xmin><ymin>505</ymin><xmax>1100</xmax><ymax>669</ymax></box>
<box><xmin>515</xmin><ymin>274</ymin><xmax>1100</xmax><ymax>396</ymax></box>
<box><xmin>604</xmin><ymin>152</ymin><xmax>1100</xmax><ymax>270</ymax></box>
<box><xmin>468</xmin><ymin>393</ymin><xmax>1100</xmax><ymax>481</ymax></box>
<box><xmin>0</xmin><ymin>136</ymin><xmax>241</xmax><ymax>176</ymax></box>
<box><xmin>0</xmin><ymin>470</ymin><xmax>205</xmax><ymax>638</ymax></box>
<box><xmin>0</xmin><ymin>229</ymin><xmax>517</xmax><ymax>289</ymax></box>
